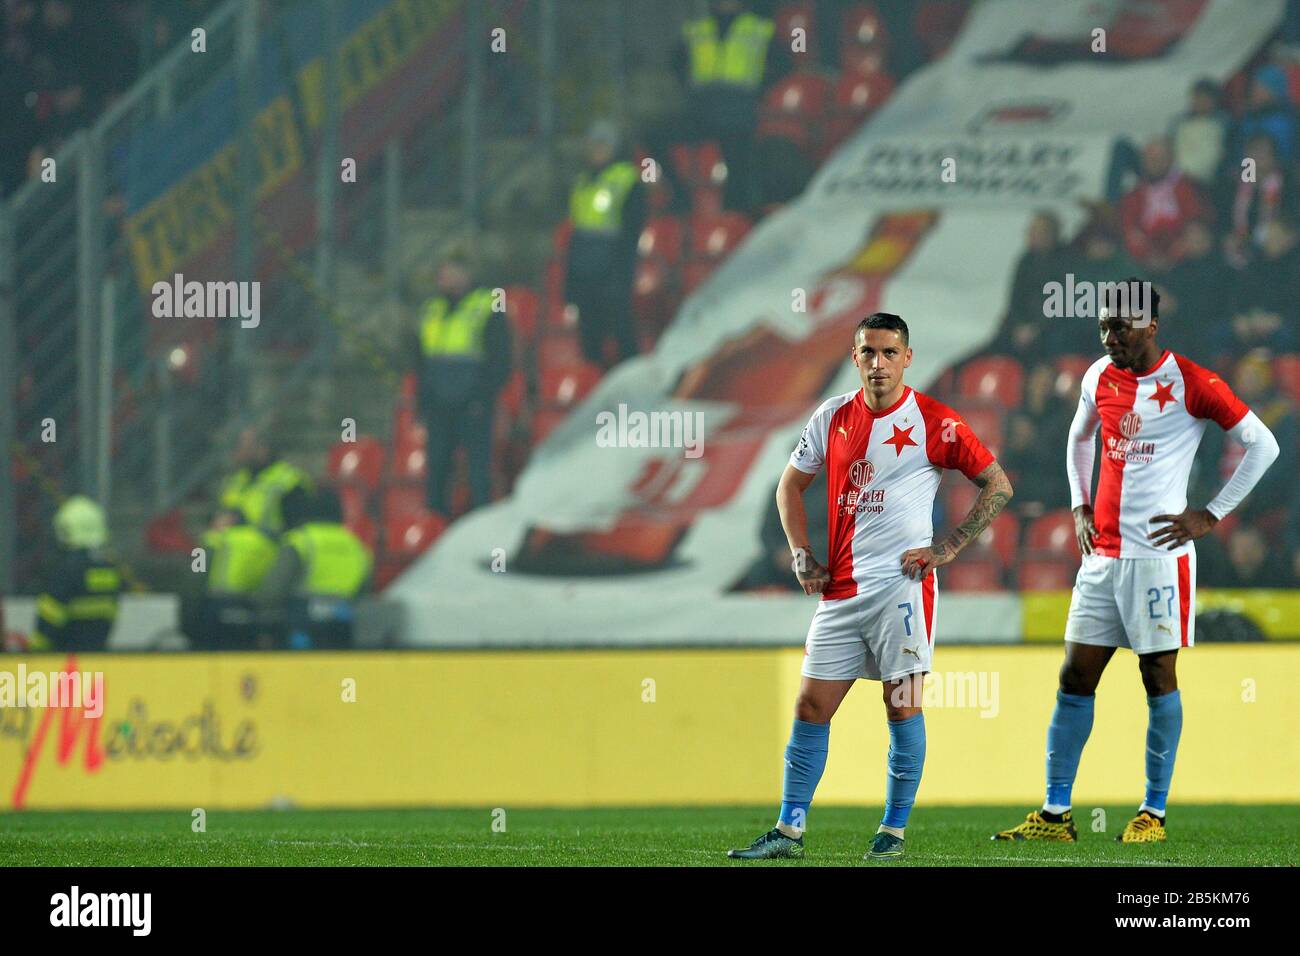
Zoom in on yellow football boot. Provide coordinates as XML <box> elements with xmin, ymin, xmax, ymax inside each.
<box><xmin>991</xmin><ymin>809</ymin><xmax>1078</xmax><ymax>842</ymax></box>
<box><xmin>1116</xmin><ymin>810</ymin><xmax>1166</xmax><ymax>843</ymax></box>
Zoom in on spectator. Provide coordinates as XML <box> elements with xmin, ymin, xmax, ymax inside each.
<box><xmin>1223</xmin><ymin>133</ymin><xmax>1298</xmax><ymax>269</ymax></box>
<box><xmin>1156</xmin><ymin>219</ymin><xmax>1231</xmax><ymax>356</ymax></box>
<box><xmin>1243</xmin><ymin>216</ymin><xmax>1300</xmax><ymax>324</ymax></box>
<box><xmin>673</xmin><ymin>0</ymin><xmax>777</xmax><ymax>212</ymax></box>
<box><xmin>1118</xmin><ymin>136</ymin><xmax>1213</xmax><ymax>272</ymax></box>
<box><xmin>1056</xmin><ymin>203</ymin><xmax>1140</xmax><ymax>354</ymax></box>
<box><xmin>565</xmin><ymin>120</ymin><xmax>645</xmax><ymax>369</ymax></box>
<box><xmin>1233</xmin><ymin>64</ymin><xmax>1296</xmax><ymax>165</ymax></box>
<box><xmin>1001</xmin><ymin>363</ymin><xmax>1076</xmax><ymax>516</ymax></box>
<box><xmin>412</xmin><ymin>257</ymin><xmax>511</xmax><ymax>516</ymax></box>
<box><xmin>1170</xmin><ymin>78</ymin><xmax>1228</xmax><ymax>187</ymax></box>
<box><xmin>1200</xmin><ymin>524</ymin><xmax>1293</xmax><ymax>588</ymax></box>
<box><xmin>997</xmin><ymin>210</ymin><xmax>1070</xmax><ymax>360</ymax></box>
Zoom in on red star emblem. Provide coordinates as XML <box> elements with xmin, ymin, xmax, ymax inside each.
<box><xmin>883</xmin><ymin>423</ymin><xmax>918</xmax><ymax>456</ymax></box>
<box><xmin>1150</xmin><ymin>380</ymin><xmax>1177</xmax><ymax>412</ymax></box>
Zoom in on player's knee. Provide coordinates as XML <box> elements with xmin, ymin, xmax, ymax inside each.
<box><xmin>794</xmin><ymin>693</ymin><xmax>833</xmax><ymax>724</ymax></box>
<box><xmin>1058</xmin><ymin>660</ymin><xmax>1098</xmax><ymax>696</ymax></box>
<box><xmin>1138</xmin><ymin>660</ymin><xmax>1176</xmax><ymax>696</ymax></box>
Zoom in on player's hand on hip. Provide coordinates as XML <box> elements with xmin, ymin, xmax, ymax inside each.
<box><xmin>792</xmin><ymin>548</ymin><xmax>831</xmax><ymax>595</ymax></box>
<box><xmin>1148</xmin><ymin>508</ymin><xmax>1217</xmax><ymax>550</ymax></box>
<box><xmin>1073</xmin><ymin>504</ymin><xmax>1098</xmax><ymax>555</ymax></box>
<box><xmin>900</xmin><ymin>546</ymin><xmax>949</xmax><ymax>580</ymax></box>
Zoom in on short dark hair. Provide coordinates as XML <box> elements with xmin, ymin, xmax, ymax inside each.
<box><xmin>854</xmin><ymin>312</ymin><xmax>909</xmax><ymax>346</ymax></box>
<box><xmin>1113</xmin><ymin>276</ymin><xmax>1159</xmax><ymax>320</ymax></box>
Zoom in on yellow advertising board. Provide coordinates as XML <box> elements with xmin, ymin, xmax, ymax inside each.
<box><xmin>1</xmin><ymin>646</ymin><xmax>1295</xmax><ymax>810</ymax></box>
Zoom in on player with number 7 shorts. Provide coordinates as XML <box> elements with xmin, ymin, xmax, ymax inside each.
<box><xmin>993</xmin><ymin>279</ymin><xmax>1279</xmax><ymax>845</ymax></box>
<box><xmin>727</xmin><ymin>312</ymin><xmax>1014</xmax><ymax>862</ymax></box>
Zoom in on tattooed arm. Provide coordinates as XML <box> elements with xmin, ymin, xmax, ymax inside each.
<box><xmin>900</xmin><ymin>461</ymin><xmax>1014</xmax><ymax>580</ymax></box>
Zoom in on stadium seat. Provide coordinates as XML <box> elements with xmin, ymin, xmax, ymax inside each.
<box><xmin>1054</xmin><ymin>354</ymin><xmax>1094</xmax><ymax>398</ymax></box>
<box><xmin>391</xmin><ymin>428</ymin><xmax>427</xmax><ymax>482</ymax></box>
<box><xmin>381</xmin><ymin>482</ymin><xmax>427</xmax><ymax>522</ymax></box>
<box><xmin>957</xmin><ymin>405</ymin><xmax>1004</xmax><ymax>459</ymax></box>
<box><xmin>337</xmin><ymin>484</ymin><xmax>369</xmax><ymax>524</ymax></box>
<box><xmin>633</xmin><ymin>257</ymin><xmax>675</xmax><ymax>329</ymax></box>
<box><xmin>502</xmin><ymin>286</ymin><xmax>539</xmax><ymax>347</ymax></box>
<box><xmin>942</xmin><ymin>557</ymin><xmax>1004</xmax><ymax>592</ymax></box>
<box><xmin>1016</xmin><ymin>552</ymin><xmax>1077</xmax><ymax>591</ymax></box>
<box><xmin>327</xmin><ymin>436</ymin><xmax>385</xmax><ymax>492</ymax></box>
<box><xmin>539</xmin><ymin>362</ymin><xmax>602</xmax><ymax>409</ymax></box>
<box><xmin>966</xmin><ymin>510</ymin><xmax>1020</xmax><ymax>568</ymax></box>
<box><xmin>758</xmin><ymin>72</ymin><xmax>832</xmax><ymax>154</ymax></box>
<box><xmin>346</xmin><ymin>511</ymin><xmax>379</xmax><ymax>552</ymax></box>
<box><xmin>638</xmin><ymin>216</ymin><xmax>685</xmax><ymax>263</ymax></box>
<box><xmin>383</xmin><ymin>510</ymin><xmax>448</xmax><ymax>558</ymax></box>
<box><xmin>1026</xmin><ymin>509</ymin><xmax>1078</xmax><ymax>556</ymax></box>
<box><xmin>839</xmin><ymin>3</ymin><xmax>889</xmax><ymax>66</ymax></box>
<box><xmin>824</xmin><ymin>71</ymin><xmax>895</xmax><ymax>151</ymax></box>
<box><xmin>681</xmin><ymin>260</ymin><xmax>716</xmax><ymax>296</ymax></box>
<box><xmin>551</xmin><ymin>219</ymin><xmax>573</xmax><ymax>259</ymax></box>
<box><xmin>774</xmin><ymin>2</ymin><xmax>817</xmax><ymax>63</ymax></box>
<box><xmin>538</xmin><ymin>330</ymin><xmax>584</xmax><ymax>373</ymax></box>
<box><xmin>498</xmin><ymin>368</ymin><xmax>527</xmax><ymax>419</ymax></box>
<box><xmin>958</xmin><ymin>355</ymin><xmax>1025</xmax><ymax>406</ymax></box>
<box><xmin>1274</xmin><ymin>354</ymin><xmax>1300</xmax><ymax>403</ymax></box>
<box><xmin>945</xmin><ymin>476</ymin><xmax>978</xmax><ymax>518</ymax></box>
<box><xmin>690</xmin><ymin>211</ymin><xmax>752</xmax><ymax>262</ymax></box>
<box><xmin>531</xmin><ymin>408</ymin><xmax>569</xmax><ymax>446</ymax></box>
<box><xmin>145</xmin><ymin>509</ymin><xmax>195</xmax><ymax>554</ymax></box>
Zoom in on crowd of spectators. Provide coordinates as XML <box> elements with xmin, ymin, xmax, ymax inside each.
<box><xmin>0</xmin><ymin>0</ymin><xmax>222</xmax><ymax>198</ymax></box>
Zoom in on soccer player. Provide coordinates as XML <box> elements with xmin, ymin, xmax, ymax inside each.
<box><xmin>993</xmin><ymin>280</ymin><xmax>1279</xmax><ymax>844</ymax></box>
<box><xmin>728</xmin><ymin>313</ymin><xmax>1014</xmax><ymax>861</ymax></box>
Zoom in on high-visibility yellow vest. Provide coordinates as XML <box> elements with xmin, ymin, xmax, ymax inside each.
<box><xmin>569</xmin><ymin>162</ymin><xmax>640</xmax><ymax>234</ymax></box>
<box><xmin>283</xmin><ymin>523</ymin><xmax>372</xmax><ymax>599</ymax></box>
<box><xmin>683</xmin><ymin>13</ymin><xmax>774</xmax><ymax>90</ymax></box>
<box><xmin>205</xmin><ymin>525</ymin><xmax>279</xmax><ymax>595</ymax></box>
<box><xmin>220</xmin><ymin>461</ymin><xmax>312</xmax><ymax>533</ymax></box>
<box><xmin>419</xmin><ymin>288</ymin><xmax>496</xmax><ymax>359</ymax></box>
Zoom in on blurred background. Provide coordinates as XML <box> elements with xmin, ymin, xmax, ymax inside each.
<box><xmin>1</xmin><ymin>0</ymin><xmax>1298</xmax><ymax>811</ymax></box>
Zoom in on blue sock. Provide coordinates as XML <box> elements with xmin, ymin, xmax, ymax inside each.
<box><xmin>881</xmin><ymin>712</ymin><xmax>926</xmax><ymax>830</ymax></box>
<box><xmin>1142</xmin><ymin>690</ymin><xmax>1182</xmax><ymax>816</ymax></box>
<box><xmin>1045</xmin><ymin>690</ymin><xmax>1095</xmax><ymax>811</ymax></box>
<box><xmin>778</xmin><ymin>719</ymin><xmax>830</xmax><ymax>831</ymax></box>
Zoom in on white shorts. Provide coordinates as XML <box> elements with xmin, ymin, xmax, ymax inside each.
<box><xmin>1064</xmin><ymin>551</ymin><xmax>1195</xmax><ymax>653</ymax></box>
<box><xmin>802</xmin><ymin>572</ymin><xmax>937</xmax><ymax>682</ymax></box>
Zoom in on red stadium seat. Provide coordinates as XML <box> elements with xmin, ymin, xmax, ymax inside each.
<box><xmin>966</xmin><ymin>510</ymin><xmax>1020</xmax><ymax>568</ymax></box>
<box><xmin>914</xmin><ymin>0</ymin><xmax>969</xmax><ymax>61</ymax></box>
<box><xmin>1026</xmin><ymin>509</ymin><xmax>1078</xmax><ymax>556</ymax></box>
<box><xmin>498</xmin><ymin>369</ymin><xmax>527</xmax><ymax>419</ymax></box>
<box><xmin>824</xmin><ymin>70</ymin><xmax>895</xmax><ymax>153</ymax></box>
<box><xmin>531</xmin><ymin>408</ymin><xmax>569</xmax><ymax>446</ymax></box>
<box><xmin>551</xmin><ymin>219</ymin><xmax>573</xmax><ymax>258</ymax></box>
<box><xmin>681</xmin><ymin>260</ymin><xmax>716</xmax><ymax>296</ymax></box>
<box><xmin>638</xmin><ymin>216</ymin><xmax>685</xmax><ymax>263</ymax></box>
<box><xmin>538</xmin><ymin>331</ymin><xmax>584</xmax><ymax>374</ymax></box>
<box><xmin>390</xmin><ymin>429</ymin><xmax>427</xmax><ymax>482</ymax></box>
<box><xmin>1054</xmin><ymin>354</ymin><xmax>1094</xmax><ymax>399</ymax></box>
<box><xmin>145</xmin><ymin>509</ymin><xmax>195</xmax><ymax>554</ymax></box>
<box><xmin>633</xmin><ymin>257</ymin><xmax>675</xmax><ymax>329</ymax></box>
<box><xmin>347</xmin><ymin>511</ymin><xmax>379</xmax><ymax>551</ymax></box>
<box><xmin>840</xmin><ymin>4</ymin><xmax>889</xmax><ymax>64</ymax></box>
<box><xmin>381</xmin><ymin>483</ymin><xmax>427</xmax><ymax>525</ymax></box>
<box><xmin>327</xmin><ymin>436</ymin><xmax>384</xmax><ymax>491</ymax></box>
<box><xmin>1017</xmin><ymin>552</ymin><xmax>1077</xmax><ymax>591</ymax></box>
<box><xmin>383</xmin><ymin>511</ymin><xmax>448</xmax><ymax>557</ymax></box>
<box><xmin>1274</xmin><ymin>354</ymin><xmax>1300</xmax><ymax>404</ymax></box>
<box><xmin>944</xmin><ymin>476</ymin><xmax>978</xmax><ymax>518</ymax></box>
<box><xmin>942</xmin><ymin>557</ymin><xmax>1004</xmax><ymax>592</ymax></box>
<box><xmin>758</xmin><ymin>72</ymin><xmax>832</xmax><ymax>152</ymax></box>
<box><xmin>958</xmin><ymin>355</ymin><xmax>1025</xmax><ymax>407</ymax></box>
<box><xmin>337</xmin><ymin>484</ymin><xmax>369</xmax><ymax>524</ymax></box>
<box><xmin>690</xmin><ymin>211</ymin><xmax>752</xmax><ymax>262</ymax></box>
<box><xmin>774</xmin><ymin>2</ymin><xmax>817</xmax><ymax>62</ymax></box>
<box><xmin>502</xmin><ymin>286</ymin><xmax>539</xmax><ymax>347</ymax></box>
<box><xmin>539</xmin><ymin>362</ymin><xmax>602</xmax><ymax>409</ymax></box>
<box><xmin>957</xmin><ymin>405</ymin><xmax>1004</xmax><ymax>459</ymax></box>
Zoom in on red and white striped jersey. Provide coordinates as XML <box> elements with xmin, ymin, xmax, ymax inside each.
<box><xmin>1073</xmin><ymin>350</ymin><xmax>1248</xmax><ymax>558</ymax></box>
<box><xmin>790</xmin><ymin>385</ymin><xmax>994</xmax><ymax>600</ymax></box>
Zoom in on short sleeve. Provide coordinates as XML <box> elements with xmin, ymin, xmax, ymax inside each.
<box><xmin>1177</xmin><ymin>355</ymin><xmax>1248</xmax><ymax>430</ymax></box>
<box><xmin>916</xmin><ymin>393</ymin><xmax>995</xmax><ymax>480</ymax></box>
<box><xmin>790</xmin><ymin>411</ymin><xmax>828</xmax><ymax>475</ymax></box>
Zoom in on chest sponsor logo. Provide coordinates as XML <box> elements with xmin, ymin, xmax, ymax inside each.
<box><xmin>1119</xmin><ymin>411</ymin><xmax>1142</xmax><ymax>439</ymax></box>
<box><xmin>849</xmin><ymin>458</ymin><xmax>875</xmax><ymax>488</ymax></box>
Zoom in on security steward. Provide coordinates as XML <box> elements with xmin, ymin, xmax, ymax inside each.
<box><xmin>677</xmin><ymin>0</ymin><xmax>775</xmax><ymax>211</ymax></box>
<box><xmin>32</xmin><ymin>496</ymin><xmax>123</xmax><ymax>653</ymax></box>
<box><xmin>216</xmin><ymin>427</ymin><xmax>313</xmax><ymax>534</ymax></box>
<box><xmin>414</xmin><ymin>257</ymin><xmax>511</xmax><ymax>515</ymax></box>
<box><xmin>189</xmin><ymin>507</ymin><xmax>280</xmax><ymax>650</ymax></box>
<box><xmin>565</xmin><ymin>120</ymin><xmax>645</xmax><ymax>368</ymax></box>
<box><xmin>257</xmin><ymin>488</ymin><xmax>372</xmax><ymax>649</ymax></box>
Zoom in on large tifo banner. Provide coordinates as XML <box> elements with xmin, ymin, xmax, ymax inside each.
<box><xmin>393</xmin><ymin>0</ymin><xmax>1285</xmax><ymax>646</ymax></box>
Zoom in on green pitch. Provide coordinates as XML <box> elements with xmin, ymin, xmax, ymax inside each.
<box><xmin>1</xmin><ymin>806</ymin><xmax>1295</xmax><ymax>866</ymax></box>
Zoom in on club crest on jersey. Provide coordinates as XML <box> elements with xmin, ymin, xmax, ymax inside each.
<box><xmin>1119</xmin><ymin>411</ymin><xmax>1143</xmax><ymax>439</ymax></box>
<box><xmin>850</xmin><ymin>458</ymin><xmax>875</xmax><ymax>488</ymax></box>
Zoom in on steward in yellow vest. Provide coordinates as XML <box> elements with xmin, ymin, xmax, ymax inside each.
<box><xmin>215</xmin><ymin>428</ymin><xmax>313</xmax><ymax>534</ymax></box>
<box><xmin>412</xmin><ymin>258</ymin><xmax>511</xmax><ymax>514</ymax></box>
<box><xmin>681</xmin><ymin>5</ymin><xmax>775</xmax><ymax>92</ymax></box>
<box><xmin>565</xmin><ymin>120</ymin><xmax>646</xmax><ymax>367</ymax></box>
